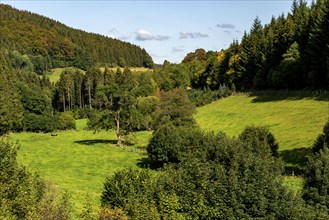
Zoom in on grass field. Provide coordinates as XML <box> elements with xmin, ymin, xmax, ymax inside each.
<box><xmin>195</xmin><ymin>92</ymin><xmax>329</xmax><ymax>173</ymax></box>
<box><xmin>99</xmin><ymin>67</ymin><xmax>152</xmax><ymax>73</ymax></box>
<box><xmin>46</xmin><ymin>67</ymin><xmax>86</xmax><ymax>83</ymax></box>
<box><xmin>195</xmin><ymin>93</ymin><xmax>328</xmax><ymax>150</ymax></box>
<box><xmin>9</xmin><ymin>120</ymin><xmax>151</xmax><ymax>217</ymax></box>
<box><xmin>46</xmin><ymin>67</ymin><xmax>152</xmax><ymax>83</ymax></box>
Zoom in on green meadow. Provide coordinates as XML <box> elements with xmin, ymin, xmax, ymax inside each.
<box><xmin>46</xmin><ymin>67</ymin><xmax>152</xmax><ymax>84</ymax></box>
<box><xmin>99</xmin><ymin>66</ymin><xmax>152</xmax><ymax>73</ymax></box>
<box><xmin>195</xmin><ymin>93</ymin><xmax>328</xmax><ymax>151</ymax></box>
<box><xmin>195</xmin><ymin>92</ymin><xmax>329</xmax><ymax>174</ymax></box>
<box><xmin>9</xmin><ymin>120</ymin><xmax>151</xmax><ymax>217</ymax></box>
<box><xmin>9</xmin><ymin>92</ymin><xmax>329</xmax><ymax>217</ymax></box>
<box><xmin>46</xmin><ymin>67</ymin><xmax>86</xmax><ymax>83</ymax></box>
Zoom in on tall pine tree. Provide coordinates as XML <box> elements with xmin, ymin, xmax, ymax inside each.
<box><xmin>307</xmin><ymin>0</ymin><xmax>329</xmax><ymax>88</ymax></box>
<box><xmin>0</xmin><ymin>50</ymin><xmax>23</xmax><ymax>135</ymax></box>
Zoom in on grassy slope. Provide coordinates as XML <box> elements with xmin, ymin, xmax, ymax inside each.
<box><xmin>9</xmin><ymin>120</ymin><xmax>151</xmax><ymax>217</ymax></box>
<box><xmin>99</xmin><ymin>67</ymin><xmax>152</xmax><ymax>73</ymax></box>
<box><xmin>46</xmin><ymin>67</ymin><xmax>86</xmax><ymax>83</ymax></box>
<box><xmin>195</xmin><ymin>93</ymin><xmax>329</xmax><ymax>192</ymax></box>
<box><xmin>46</xmin><ymin>67</ymin><xmax>152</xmax><ymax>83</ymax></box>
<box><xmin>195</xmin><ymin>93</ymin><xmax>328</xmax><ymax>151</ymax></box>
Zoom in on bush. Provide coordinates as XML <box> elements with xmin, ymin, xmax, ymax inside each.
<box><xmin>58</xmin><ymin>111</ymin><xmax>76</xmax><ymax>130</ymax></box>
<box><xmin>103</xmin><ymin>128</ymin><xmax>312</xmax><ymax>219</ymax></box>
<box><xmin>188</xmin><ymin>89</ymin><xmax>219</xmax><ymax>106</ymax></box>
<box><xmin>73</xmin><ymin>108</ymin><xmax>93</xmax><ymax>119</ymax></box>
<box><xmin>101</xmin><ymin>168</ymin><xmax>154</xmax><ymax>209</ymax></box>
<box><xmin>239</xmin><ymin>126</ymin><xmax>279</xmax><ymax>158</ymax></box>
<box><xmin>147</xmin><ymin>123</ymin><xmax>230</xmax><ymax>167</ymax></box>
<box><xmin>98</xmin><ymin>207</ymin><xmax>129</xmax><ymax>220</ymax></box>
<box><xmin>147</xmin><ymin>123</ymin><xmax>183</xmax><ymax>166</ymax></box>
<box><xmin>0</xmin><ymin>140</ymin><xmax>73</xmax><ymax>219</ymax></box>
<box><xmin>153</xmin><ymin>88</ymin><xmax>197</xmax><ymax>130</ymax></box>
<box><xmin>101</xmin><ymin>168</ymin><xmax>161</xmax><ymax>220</ymax></box>
<box><xmin>23</xmin><ymin>113</ymin><xmax>59</xmax><ymax>132</ymax></box>
<box><xmin>0</xmin><ymin>140</ymin><xmax>41</xmax><ymax>219</ymax></box>
<box><xmin>312</xmin><ymin>120</ymin><xmax>329</xmax><ymax>153</ymax></box>
<box><xmin>38</xmin><ymin>186</ymin><xmax>72</xmax><ymax>220</ymax></box>
<box><xmin>302</xmin><ymin>148</ymin><xmax>329</xmax><ymax>216</ymax></box>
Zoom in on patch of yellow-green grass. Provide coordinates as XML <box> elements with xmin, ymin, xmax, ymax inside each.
<box><xmin>195</xmin><ymin>93</ymin><xmax>329</xmax><ymax>152</ymax></box>
<box><xmin>9</xmin><ymin>129</ymin><xmax>152</xmax><ymax>218</ymax></box>
<box><xmin>76</xmin><ymin>118</ymin><xmax>88</xmax><ymax>130</ymax></box>
<box><xmin>46</xmin><ymin>67</ymin><xmax>85</xmax><ymax>83</ymax></box>
<box><xmin>282</xmin><ymin>176</ymin><xmax>304</xmax><ymax>194</ymax></box>
<box><xmin>99</xmin><ymin>67</ymin><xmax>153</xmax><ymax>73</ymax></box>
<box><xmin>46</xmin><ymin>67</ymin><xmax>152</xmax><ymax>83</ymax></box>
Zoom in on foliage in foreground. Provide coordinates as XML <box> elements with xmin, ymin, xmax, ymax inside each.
<box><xmin>312</xmin><ymin>120</ymin><xmax>329</xmax><ymax>153</ymax></box>
<box><xmin>103</xmin><ymin>127</ymin><xmax>326</xmax><ymax>219</ymax></box>
<box><xmin>303</xmin><ymin>147</ymin><xmax>329</xmax><ymax>216</ymax></box>
<box><xmin>0</xmin><ymin>139</ymin><xmax>72</xmax><ymax>219</ymax></box>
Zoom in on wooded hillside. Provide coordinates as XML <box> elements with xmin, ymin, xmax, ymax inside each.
<box><xmin>0</xmin><ymin>4</ymin><xmax>154</xmax><ymax>70</ymax></box>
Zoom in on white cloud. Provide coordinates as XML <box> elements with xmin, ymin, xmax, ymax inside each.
<box><xmin>179</xmin><ymin>32</ymin><xmax>209</xmax><ymax>39</ymax></box>
<box><xmin>172</xmin><ymin>47</ymin><xmax>184</xmax><ymax>53</ymax></box>
<box><xmin>135</xmin><ymin>29</ymin><xmax>170</xmax><ymax>41</ymax></box>
<box><xmin>216</xmin><ymin>23</ymin><xmax>236</xmax><ymax>29</ymax></box>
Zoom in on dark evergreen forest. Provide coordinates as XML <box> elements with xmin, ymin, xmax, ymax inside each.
<box><xmin>0</xmin><ymin>4</ymin><xmax>154</xmax><ymax>70</ymax></box>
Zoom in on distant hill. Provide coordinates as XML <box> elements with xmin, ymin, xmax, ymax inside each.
<box><xmin>0</xmin><ymin>4</ymin><xmax>154</xmax><ymax>70</ymax></box>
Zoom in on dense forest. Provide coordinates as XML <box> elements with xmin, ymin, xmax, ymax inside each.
<box><xmin>180</xmin><ymin>0</ymin><xmax>329</xmax><ymax>90</ymax></box>
<box><xmin>1</xmin><ymin>0</ymin><xmax>329</xmax><ymax>219</ymax></box>
<box><xmin>0</xmin><ymin>4</ymin><xmax>154</xmax><ymax>70</ymax></box>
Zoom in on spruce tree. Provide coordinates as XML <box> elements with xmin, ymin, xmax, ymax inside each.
<box><xmin>307</xmin><ymin>0</ymin><xmax>329</xmax><ymax>88</ymax></box>
<box><xmin>0</xmin><ymin>50</ymin><xmax>23</xmax><ymax>135</ymax></box>
<box><xmin>303</xmin><ymin>148</ymin><xmax>329</xmax><ymax>216</ymax></box>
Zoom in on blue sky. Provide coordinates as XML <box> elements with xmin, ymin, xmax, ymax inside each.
<box><xmin>2</xmin><ymin>0</ymin><xmax>306</xmax><ymax>64</ymax></box>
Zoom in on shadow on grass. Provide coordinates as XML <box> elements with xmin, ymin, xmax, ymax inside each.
<box><xmin>280</xmin><ymin>147</ymin><xmax>313</xmax><ymax>175</ymax></box>
<box><xmin>247</xmin><ymin>90</ymin><xmax>329</xmax><ymax>103</ymax></box>
<box><xmin>74</xmin><ymin>139</ymin><xmax>117</xmax><ymax>145</ymax></box>
<box><xmin>137</xmin><ymin>157</ymin><xmax>159</xmax><ymax>170</ymax></box>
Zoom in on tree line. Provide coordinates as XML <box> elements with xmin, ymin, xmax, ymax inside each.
<box><xmin>0</xmin><ymin>49</ymin><xmax>76</xmax><ymax>135</ymax></box>
<box><xmin>181</xmin><ymin>0</ymin><xmax>329</xmax><ymax>91</ymax></box>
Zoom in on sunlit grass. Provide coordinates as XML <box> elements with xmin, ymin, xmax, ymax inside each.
<box><xmin>46</xmin><ymin>67</ymin><xmax>85</xmax><ymax>83</ymax></box>
<box><xmin>76</xmin><ymin>118</ymin><xmax>88</xmax><ymax>130</ymax></box>
<box><xmin>195</xmin><ymin>93</ymin><xmax>328</xmax><ymax>192</ymax></box>
<box><xmin>282</xmin><ymin>176</ymin><xmax>304</xmax><ymax>194</ymax></box>
<box><xmin>99</xmin><ymin>67</ymin><xmax>152</xmax><ymax>73</ymax></box>
<box><xmin>195</xmin><ymin>93</ymin><xmax>329</xmax><ymax>151</ymax></box>
<box><xmin>9</xmin><ymin>129</ymin><xmax>152</xmax><ymax>217</ymax></box>
<box><xmin>46</xmin><ymin>67</ymin><xmax>152</xmax><ymax>83</ymax></box>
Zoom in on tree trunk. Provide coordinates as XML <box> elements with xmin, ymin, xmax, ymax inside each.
<box><xmin>88</xmin><ymin>84</ymin><xmax>92</xmax><ymax>109</ymax></box>
<box><xmin>115</xmin><ymin>111</ymin><xmax>122</xmax><ymax>146</ymax></box>
<box><xmin>79</xmin><ymin>85</ymin><xmax>82</xmax><ymax>108</ymax></box>
<box><xmin>117</xmin><ymin>134</ymin><xmax>122</xmax><ymax>146</ymax></box>
<box><xmin>67</xmin><ymin>90</ymin><xmax>71</xmax><ymax>111</ymax></box>
<box><xmin>62</xmin><ymin>93</ymin><xmax>65</xmax><ymax>112</ymax></box>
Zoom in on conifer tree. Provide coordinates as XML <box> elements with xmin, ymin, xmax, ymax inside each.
<box><xmin>0</xmin><ymin>50</ymin><xmax>23</xmax><ymax>135</ymax></box>
<box><xmin>303</xmin><ymin>148</ymin><xmax>329</xmax><ymax>216</ymax></box>
<box><xmin>307</xmin><ymin>0</ymin><xmax>329</xmax><ymax>88</ymax></box>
